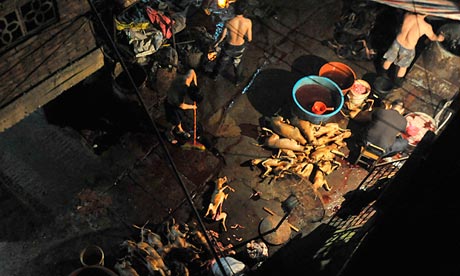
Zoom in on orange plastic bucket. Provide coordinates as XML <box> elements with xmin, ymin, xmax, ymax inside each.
<box><xmin>319</xmin><ymin>62</ymin><xmax>357</xmax><ymax>95</ymax></box>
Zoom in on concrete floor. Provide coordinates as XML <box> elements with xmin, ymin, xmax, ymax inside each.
<box><xmin>0</xmin><ymin>0</ymin><xmax>448</xmax><ymax>275</ymax></box>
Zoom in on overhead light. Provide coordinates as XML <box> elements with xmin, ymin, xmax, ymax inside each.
<box><xmin>217</xmin><ymin>0</ymin><xmax>227</xmax><ymax>8</ymax></box>
<box><xmin>217</xmin><ymin>0</ymin><xmax>236</xmax><ymax>9</ymax></box>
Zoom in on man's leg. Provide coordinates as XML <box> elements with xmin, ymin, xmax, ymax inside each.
<box><xmin>233</xmin><ymin>57</ymin><xmax>243</xmax><ymax>85</ymax></box>
<box><xmin>381</xmin><ymin>40</ymin><xmax>398</xmax><ymax>76</ymax></box>
<box><xmin>385</xmin><ymin>136</ymin><xmax>409</xmax><ymax>157</ymax></box>
<box><xmin>394</xmin><ymin>47</ymin><xmax>414</xmax><ymax>85</ymax></box>
<box><xmin>229</xmin><ymin>47</ymin><xmax>245</xmax><ymax>85</ymax></box>
<box><xmin>379</xmin><ymin>60</ymin><xmax>392</xmax><ymax>79</ymax></box>
<box><xmin>394</xmin><ymin>66</ymin><xmax>408</xmax><ymax>87</ymax></box>
<box><xmin>211</xmin><ymin>53</ymin><xmax>230</xmax><ymax>80</ymax></box>
<box><xmin>397</xmin><ymin>66</ymin><xmax>408</xmax><ymax>78</ymax></box>
<box><xmin>174</xmin><ymin>122</ymin><xmax>191</xmax><ymax>139</ymax></box>
<box><xmin>171</xmin><ymin>108</ymin><xmax>191</xmax><ymax>139</ymax></box>
<box><xmin>382</xmin><ymin>60</ymin><xmax>393</xmax><ymax>71</ymax></box>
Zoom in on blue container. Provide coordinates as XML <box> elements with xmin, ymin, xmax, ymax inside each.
<box><xmin>291</xmin><ymin>76</ymin><xmax>344</xmax><ymax>124</ymax></box>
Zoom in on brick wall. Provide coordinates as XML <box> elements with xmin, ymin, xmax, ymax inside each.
<box><xmin>0</xmin><ymin>0</ymin><xmax>96</xmax><ymax>107</ymax></box>
<box><xmin>0</xmin><ymin>0</ymin><xmax>106</xmax><ymax>132</ymax></box>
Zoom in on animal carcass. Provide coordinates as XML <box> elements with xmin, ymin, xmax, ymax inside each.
<box><xmin>204</xmin><ymin>176</ymin><xmax>234</xmax><ymax>231</ymax></box>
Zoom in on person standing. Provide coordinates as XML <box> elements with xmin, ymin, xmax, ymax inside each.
<box><xmin>381</xmin><ymin>12</ymin><xmax>444</xmax><ymax>86</ymax></box>
<box><xmin>210</xmin><ymin>0</ymin><xmax>252</xmax><ymax>86</ymax></box>
<box><xmin>164</xmin><ymin>69</ymin><xmax>198</xmax><ymax>144</ymax></box>
<box><xmin>364</xmin><ymin>99</ymin><xmax>409</xmax><ymax>157</ymax></box>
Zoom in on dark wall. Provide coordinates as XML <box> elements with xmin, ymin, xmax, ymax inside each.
<box><xmin>341</xmin><ymin>109</ymin><xmax>460</xmax><ymax>275</ymax></box>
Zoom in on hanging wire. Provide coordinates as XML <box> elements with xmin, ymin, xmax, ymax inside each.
<box><xmin>86</xmin><ymin>1</ymin><xmax>228</xmax><ymax>274</ymax></box>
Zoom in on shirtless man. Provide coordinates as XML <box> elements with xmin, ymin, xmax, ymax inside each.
<box><xmin>382</xmin><ymin>12</ymin><xmax>444</xmax><ymax>85</ymax></box>
<box><xmin>211</xmin><ymin>1</ymin><xmax>252</xmax><ymax>86</ymax></box>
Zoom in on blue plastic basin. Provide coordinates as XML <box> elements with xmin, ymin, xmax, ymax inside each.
<box><xmin>292</xmin><ymin>76</ymin><xmax>344</xmax><ymax>124</ymax></box>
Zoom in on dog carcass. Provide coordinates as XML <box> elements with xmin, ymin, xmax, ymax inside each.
<box><xmin>252</xmin><ymin>115</ymin><xmax>351</xmax><ymax>192</ymax></box>
<box><xmin>204</xmin><ymin>176</ymin><xmax>234</xmax><ymax>231</ymax></box>
<box><xmin>114</xmin><ymin>258</ymin><xmax>140</xmax><ymax>276</ymax></box>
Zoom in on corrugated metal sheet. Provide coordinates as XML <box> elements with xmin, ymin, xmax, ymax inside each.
<box><xmin>371</xmin><ymin>0</ymin><xmax>460</xmax><ymax>20</ymax></box>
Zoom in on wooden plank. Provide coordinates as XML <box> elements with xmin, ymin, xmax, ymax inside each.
<box><xmin>262</xmin><ymin>206</ymin><xmax>300</xmax><ymax>232</ymax></box>
<box><xmin>0</xmin><ymin>49</ymin><xmax>104</xmax><ymax>132</ymax></box>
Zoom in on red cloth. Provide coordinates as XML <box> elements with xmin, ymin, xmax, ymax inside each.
<box><xmin>146</xmin><ymin>7</ymin><xmax>172</xmax><ymax>39</ymax></box>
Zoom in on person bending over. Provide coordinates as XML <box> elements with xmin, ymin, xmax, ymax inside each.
<box><xmin>382</xmin><ymin>12</ymin><xmax>444</xmax><ymax>86</ymax></box>
<box><xmin>164</xmin><ymin>69</ymin><xmax>198</xmax><ymax>143</ymax></box>
<box><xmin>364</xmin><ymin>99</ymin><xmax>409</xmax><ymax>157</ymax></box>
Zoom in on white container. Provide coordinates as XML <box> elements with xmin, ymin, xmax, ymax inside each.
<box><xmin>348</xmin><ymin>79</ymin><xmax>371</xmax><ymax>108</ymax></box>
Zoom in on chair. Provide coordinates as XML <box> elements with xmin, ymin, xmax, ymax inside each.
<box><xmin>354</xmin><ymin>142</ymin><xmax>386</xmax><ymax>169</ymax></box>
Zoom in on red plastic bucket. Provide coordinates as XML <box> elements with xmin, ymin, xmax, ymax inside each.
<box><xmin>319</xmin><ymin>62</ymin><xmax>357</xmax><ymax>95</ymax></box>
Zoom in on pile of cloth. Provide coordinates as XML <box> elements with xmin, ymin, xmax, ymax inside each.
<box><xmin>324</xmin><ymin>0</ymin><xmax>380</xmax><ymax>61</ymax></box>
<box><xmin>114</xmin><ymin>1</ymin><xmax>186</xmax><ymax>62</ymax></box>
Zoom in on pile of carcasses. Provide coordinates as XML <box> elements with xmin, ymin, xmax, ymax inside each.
<box><xmin>251</xmin><ymin>115</ymin><xmax>351</xmax><ymax>192</ymax></box>
<box><xmin>115</xmin><ymin>219</ymin><xmax>216</xmax><ymax>276</ymax></box>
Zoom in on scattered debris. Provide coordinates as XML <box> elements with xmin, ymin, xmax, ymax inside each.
<box><xmin>249</xmin><ymin>190</ymin><xmax>261</xmax><ymax>200</ymax></box>
<box><xmin>230</xmin><ymin>224</ymin><xmax>245</xmax><ymax>229</ymax></box>
<box><xmin>247</xmin><ymin>240</ymin><xmax>268</xmax><ymax>261</ymax></box>
<box><xmin>262</xmin><ymin>206</ymin><xmax>275</xmax><ymax>216</ymax></box>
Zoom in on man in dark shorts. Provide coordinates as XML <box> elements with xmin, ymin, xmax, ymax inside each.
<box><xmin>164</xmin><ymin>69</ymin><xmax>198</xmax><ymax>144</ymax></box>
<box><xmin>210</xmin><ymin>1</ymin><xmax>252</xmax><ymax>86</ymax></box>
<box><xmin>383</xmin><ymin>39</ymin><xmax>415</xmax><ymax>77</ymax></box>
<box><xmin>382</xmin><ymin>12</ymin><xmax>444</xmax><ymax>86</ymax></box>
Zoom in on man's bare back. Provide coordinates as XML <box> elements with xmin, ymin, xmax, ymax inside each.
<box><xmin>382</xmin><ymin>12</ymin><xmax>445</xmax><ymax>79</ymax></box>
<box><xmin>214</xmin><ymin>14</ymin><xmax>252</xmax><ymax>48</ymax></box>
<box><xmin>224</xmin><ymin>15</ymin><xmax>252</xmax><ymax>46</ymax></box>
<box><xmin>210</xmin><ymin>1</ymin><xmax>252</xmax><ymax>84</ymax></box>
<box><xmin>396</xmin><ymin>13</ymin><xmax>444</xmax><ymax>50</ymax></box>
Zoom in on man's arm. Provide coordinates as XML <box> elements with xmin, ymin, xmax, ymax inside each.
<box><xmin>190</xmin><ymin>69</ymin><xmax>197</xmax><ymax>86</ymax></box>
<box><xmin>425</xmin><ymin>24</ymin><xmax>444</xmax><ymax>42</ymax></box>
<box><xmin>179</xmin><ymin>102</ymin><xmax>196</xmax><ymax>110</ymax></box>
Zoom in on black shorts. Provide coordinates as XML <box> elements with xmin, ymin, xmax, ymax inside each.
<box><xmin>164</xmin><ymin>101</ymin><xmax>184</xmax><ymax>126</ymax></box>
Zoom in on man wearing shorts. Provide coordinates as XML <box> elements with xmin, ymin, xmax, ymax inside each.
<box><xmin>382</xmin><ymin>12</ymin><xmax>444</xmax><ymax>85</ymax></box>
